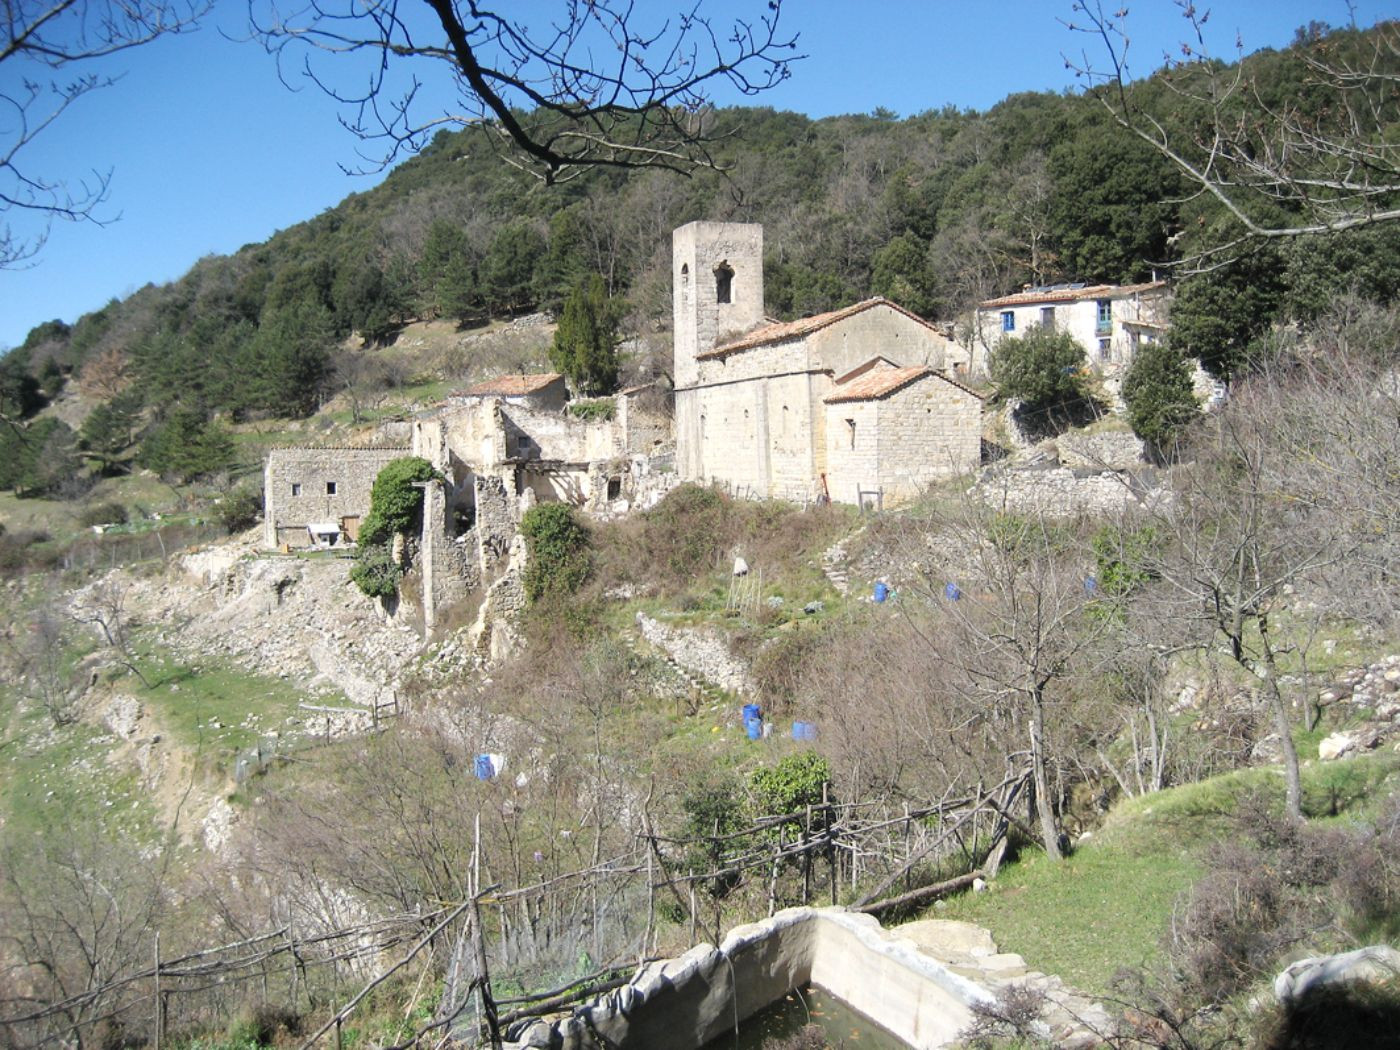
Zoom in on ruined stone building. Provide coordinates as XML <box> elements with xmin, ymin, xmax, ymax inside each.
<box><xmin>672</xmin><ymin>221</ymin><xmax>984</xmax><ymax>507</ymax></box>
<box><xmin>261</xmin><ymin>371</ymin><xmax>674</xmax><ymax>645</ymax></box>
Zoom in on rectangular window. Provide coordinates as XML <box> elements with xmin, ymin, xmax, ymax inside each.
<box><xmin>291</xmin><ymin>483</ymin><xmax>301</xmax><ymax>497</ymax></box>
<box><xmin>1098</xmin><ymin>338</ymin><xmax>1112</xmax><ymax>361</ymax></box>
<box><xmin>1040</xmin><ymin>306</ymin><xmax>1056</xmax><ymax>330</ymax></box>
<box><xmin>846</xmin><ymin>418</ymin><xmax>856</xmax><ymax>450</ymax></box>
<box><xmin>1000</xmin><ymin>311</ymin><xmax>1015</xmax><ymax>332</ymax></box>
<box><xmin>326</xmin><ymin>481</ymin><xmax>337</xmax><ymax>495</ymax></box>
<box><xmin>1096</xmin><ymin>299</ymin><xmax>1112</xmax><ymax>335</ymax></box>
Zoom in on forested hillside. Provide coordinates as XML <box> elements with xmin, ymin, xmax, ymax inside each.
<box><xmin>2</xmin><ymin>21</ymin><xmax>1398</xmax><ymax>501</ymax></box>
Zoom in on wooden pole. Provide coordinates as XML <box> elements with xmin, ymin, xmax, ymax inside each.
<box><xmin>153</xmin><ymin>932</ymin><xmax>161</xmax><ymax>1050</ymax></box>
<box><xmin>471</xmin><ymin>901</ymin><xmax>503</xmax><ymax>1050</ymax></box>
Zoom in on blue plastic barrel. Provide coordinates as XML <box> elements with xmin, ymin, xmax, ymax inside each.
<box><xmin>474</xmin><ymin>754</ymin><xmax>495</xmax><ymax>780</ymax></box>
<box><xmin>944</xmin><ymin>581</ymin><xmax>962</xmax><ymax>601</ymax></box>
<box><xmin>742</xmin><ymin>703</ymin><xmax>762</xmax><ymax>722</ymax></box>
<box><xmin>745</xmin><ymin>718</ymin><xmax>763</xmax><ymax>740</ymax></box>
<box><xmin>873</xmin><ymin>581</ymin><xmax>889</xmax><ymax>603</ymax></box>
<box><xmin>792</xmin><ymin>721</ymin><xmax>818</xmax><ymax>741</ymax></box>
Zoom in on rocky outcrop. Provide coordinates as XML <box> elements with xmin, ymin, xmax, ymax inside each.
<box><xmin>1275</xmin><ymin>945</ymin><xmax>1400</xmax><ymax>1005</ymax></box>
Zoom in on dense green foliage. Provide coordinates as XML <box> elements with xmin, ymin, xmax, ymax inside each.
<box><xmin>358</xmin><ymin>457</ymin><xmax>441</xmax><ymax>548</ymax></box>
<box><xmin>749</xmin><ymin>752</ymin><xmax>832</xmax><ymax>818</ymax></box>
<box><xmin>350</xmin><ymin>457</ymin><xmax>440</xmax><ymax>599</ymax></box>
<box><xmin>349</xmin><ymin>542</ymin><xmax>403</xmax><ymax>600</ymax></box>
<box><xmin>138</xmin><ymin>409</ymin><xmax>235</xmax><ymax>483</ymax></box>
<box><xmin>549</xmin><ymin>273</ymin><xmax>621</xmax><ymax>396</ymax></box>
<box><xmin>989</xmin><ymin>326</ymin><xmax>1088</xmax><ymax>409</ymax></box>
<box><xmin>1122</xmin><ymin>340</ymin><xmax>1199</xmax><ymax>450</ymax></box>
<box><xmin>1170</xmin><ymin>250</ymin><xmax>1288</xmax><ymax>379</ymax></box>
<box><xmin>0</xmin><ymin>418</ymin><xmax>79</xmax><ymax>496</ymax></box>
<box><xmin>519</xmin><ymin>502</ymin><xmax>591</xmax><ymax>602</ymax></box>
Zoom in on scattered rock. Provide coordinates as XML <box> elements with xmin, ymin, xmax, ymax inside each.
<box><xmin>1275</xmin><ymin>945</ymin><xmax>1400</xmax><ymax>1005</ymax></box>
<box><xmin>102</xmin><ymin>694</ymin><xmax>144</xmax><ymax>739</ymax></box>
<box><xmin>1319</xmin><ymin>732</ymin><xmax>1356</xmax><ymax>761</ymax></box>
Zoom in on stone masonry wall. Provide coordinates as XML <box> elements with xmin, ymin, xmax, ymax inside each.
<box><xmin>474</xmin><ymin>471</ymin><xmax>515</xmax><ymax>573</ymax></box>
<box><xmin>673</xmin><ymin>222</ymin><xmax>765</xmax><ymax>389</ymax></box>
<box><xmin>263</xmin><ymin>447</ymin><xmax>410</xmax><ymax>548</ymax></box>
<box><xmin>635</xmin><ymin>611</ymin><xmax>751</xmax><ymax>694</ymax></box>
<box><xmin>825</xmin><ymin>378</ymin><xmax>982</xmax><ymax>507</ymax></box>
<box><xmin>807</xmin><ymin>306</ymin><xmax>966</xmax><ymax>377</ymax></box>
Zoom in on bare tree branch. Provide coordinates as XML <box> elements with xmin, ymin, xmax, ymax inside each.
<box><xmin>245</xmin><ymin>0</ymin><xmax>802</xmax><ymax>183</ymax></box>
<box><xmin>1064</xmin><ymin>2</ymin><xmax>1400</xmax><ymax>264</ymax></box>
<box><xmin>1</xmin><ymin>1</ymin><xmax>210</xmax><ymax>267</ymax></box>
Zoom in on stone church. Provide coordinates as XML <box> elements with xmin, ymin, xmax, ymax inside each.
<box><xmin>672</xmin><ymin>221</ymin><xmax>984</xmax><ymax>507</ymax></box>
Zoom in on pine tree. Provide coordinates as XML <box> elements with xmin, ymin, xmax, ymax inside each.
<box><xmin>549</xmin><ymin>273</ymin><xmax>620</xmax><ymax>397</ymax></box>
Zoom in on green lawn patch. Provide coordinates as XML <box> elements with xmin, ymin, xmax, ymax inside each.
<box><xmin>939</xmin><ymin>824</ymin><xmax>1199</xmax><ymax>993</ymax></box>
<box><xmin>939</xmin><ymin>753</ymin><xmax>1400</xmax><ymax>994</ymax></box>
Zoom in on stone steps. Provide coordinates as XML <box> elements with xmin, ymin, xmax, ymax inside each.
<box><xmin>622</xmin><ymin>630</ymin><xmax>729</xmax><ymax>712</ymax></box>
<box><xmin>819</xmin><ymin>524</ymin><xmax>868</xmax><ymax>596</ymax></box>
<box><xmin>892</xmin><ymin>919</ymin><xmax>1114</xmax><ymax>1047</ymax></box>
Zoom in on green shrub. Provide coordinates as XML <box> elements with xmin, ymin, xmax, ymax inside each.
<box><xmin>350</xmin><ymin>542</ymin><xmax>401</xmax><ymax>599</ymax></box>
<box><xmin>78</xmin><ymin>501</ymin><xmax>128</xmax><ymax>528</ymax></box>
<box><xmin>989</xmin><ymin>326</ymin><xmax>1089</xmax><ymax>409</ymax></box>
<box><xmin>565</xmin><ymin>397</ymin><xmax>616</xmax><ymax>421</ymax></box>
<box><xmin>358</xmin><ymin>456</ymin><xmax>440</xmax><ymax>547</ymax></box>
<box><xmin>1122</xmin><ymin>339</ymin><xmax>1199</xmax><ymax>451</ymax></box>
<box><xmin>749</xmin><ymin>752</ymin><xmax>832</xmax><ymax>818</ymax></box>
<box><xmin>217</xmin><ymin>485</ymin><xmax>263</xmax><ymax>534</ymax></box>
<box><xmin>520</xmin><ymin>502</ymin><xmax>591</xmax><ymax>602</ymax></box>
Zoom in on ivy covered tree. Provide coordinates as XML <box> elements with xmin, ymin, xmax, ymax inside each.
<box><xmin>549</xmin><ymin>274</ymin><xmax>621</xmax><ymax>397</ymax></box>
<box><xmin>351</xmin><ymin>456</ymin><xmax>441</xmax><ymax>599</ymax></box>
<box><xmin>519</xmin><ymin>502</ymin><xmax>591</xmax><ymax>602</ymax></box>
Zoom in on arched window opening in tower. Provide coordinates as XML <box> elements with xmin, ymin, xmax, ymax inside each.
<box><xmin>715</xmin><ymin>261</ymin><xmax>734</xmax><ymax>304</ymax></box>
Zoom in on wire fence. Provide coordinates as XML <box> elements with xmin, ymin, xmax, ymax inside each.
<box><xmin>1</xmin><ymin>770</ymin><xmax>1029</xmax><ymax>1050</ymax></box>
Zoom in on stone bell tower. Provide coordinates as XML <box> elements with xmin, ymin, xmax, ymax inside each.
<box><xmin>672</xmin><ymin>221</ymin><xmax>764</xmax><ymax>389</ymax></box>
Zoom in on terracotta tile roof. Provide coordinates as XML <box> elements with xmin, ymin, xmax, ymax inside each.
<box><xmin>979</xmin><ymin>281</ymin><xmax>1167</xmax><ymax>310</ymax></box>
<box><xmin>460</xmin><ymin>372</ymin><xmax>564</xmax><ymax>397</ymax></box>
<box><xmin>824</xmin><ymin>366</ymin><xmax>934</xmax><ymax>404</ymax></box>
<box><xmin>697</xmin><ymin>297</ymin><xmax>939</xmax><ymax>360</ymax></box>
<box><xmin>822</xmin><ymin>363</ymin><xmax>988</xmax><ymax>404</ymax></box>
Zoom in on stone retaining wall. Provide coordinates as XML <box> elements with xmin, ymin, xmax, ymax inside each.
<box><xmin>635</xmin><ymin>611</ymin><xmax>751</xmax><ymax>695</ymax></box>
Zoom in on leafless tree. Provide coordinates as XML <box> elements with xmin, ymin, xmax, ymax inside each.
<box><xmin>3</xmin><ymin>601</ymin><xmax>81</xmax><ymax>726</ymax></box>
<box><xmin>2</xmin><ymin>1</ymin><xmax>209</xmax><ymax>266</ymax></box>
<box><xmin>0</xmin><ymin>831</ymin><xmax>174</xmax><ymax>1050</ymax></box>
<box><xmin>1145</xmin><ymin>387</ymin><xmax>1353</xmax><ymax>823</ymax></box>
<box><xmin>246</xmin><ymin>0</ymin><xmax>800</xmax><ymax>184</ymax></box>
<box><xmin>70</xmin><ymin>578</ymin><xmax>153</xmax><ymax>688</ymax></box>
<box><xmin>878</xmin><ymin>503</ymin><xmax>1113</xmax><ymax>861</ymax></box>
<box><xmin>1065</xmin><ymin>2</ymin><xmax>1400</xmax><ymax>264</ymax></box>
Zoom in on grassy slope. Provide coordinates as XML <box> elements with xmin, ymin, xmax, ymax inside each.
<box><xmin>940</xmin><ymin>754</ymin><xmax>1400</xmax><ymax>994</ymax></box>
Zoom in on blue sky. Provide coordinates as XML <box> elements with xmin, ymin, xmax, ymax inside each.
<box><xmin>0</xmin><ymin>0</ymin><xmax>1384</xmax><ymax>349</ymax></box>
